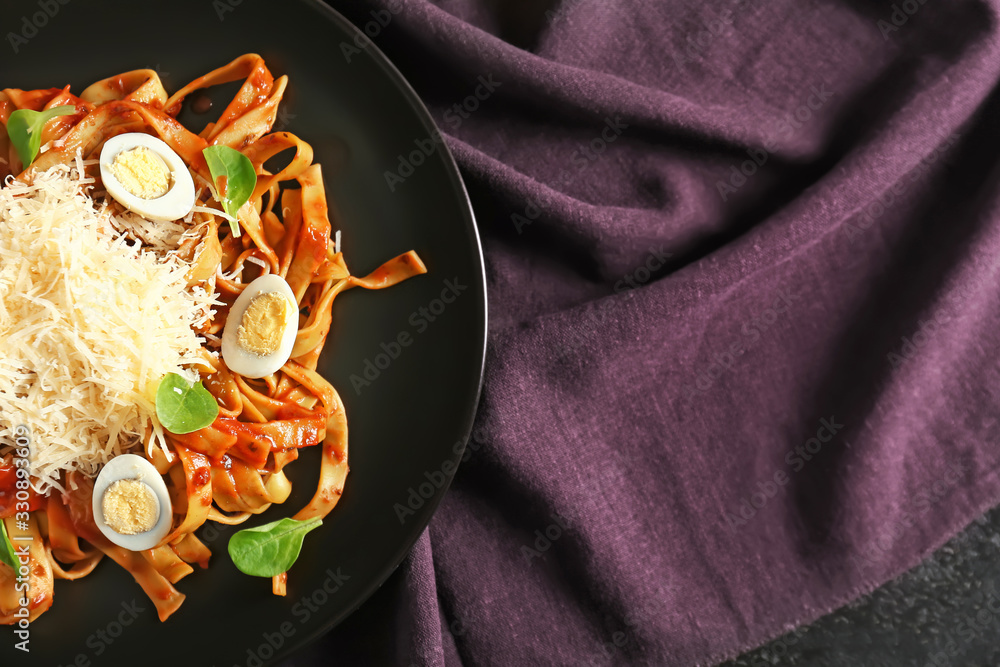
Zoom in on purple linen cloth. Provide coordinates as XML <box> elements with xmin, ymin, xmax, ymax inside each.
<box><xmin>304</xmin><ymin>0</ymin><xmax>1000</xmax><ymax>664</ymax></box>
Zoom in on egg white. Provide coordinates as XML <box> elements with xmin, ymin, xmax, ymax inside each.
<box><xmin>221</xmin><ymin>274</ymin><xmax>299</xmax><ymax>379</ymax></box>
<box><xmin>91</xmin><ymin>454</ymin><xmax>173</xmax><ymax>551</ymax></box>
<box><xmin>99</xmin><ymin>132</ymin><xmax>196</xmax><ymax>222</ymax></box>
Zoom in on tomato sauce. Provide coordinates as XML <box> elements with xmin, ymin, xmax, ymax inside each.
<box><xmin>215</xmin><ymin>417</ymin><xmax>325</xmax><ymax>469</ymax></box>
<box><xmin>0</xmin><ymin>462</ymin><xmax>45</xmax><ymax>519</ymax></box>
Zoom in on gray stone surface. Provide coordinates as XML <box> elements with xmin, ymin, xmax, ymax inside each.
<box><xmin>724</xmin><ymin>507</ymin><xmax>1000</xmax><ymax>667</ymax></box>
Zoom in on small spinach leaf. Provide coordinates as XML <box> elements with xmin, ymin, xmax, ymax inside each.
<box><xmin>228</xmin><ymin>517</ymin><xmax>322</xmax><ymax>578</ymax></box>
<box><xmin>6</xmin><ymin>105</ymin><xmax>76</xmax><ymax>167</ymax></box>
<box><xmin>202</xmin><ymin>145</ymin><xmax>256</xmax><ymax>228</ymax></box>
<box><xmin>155</xmin><ymin>372</ymin><xmax>219</xmax><ymax>434</ymax></box>
<box><xmin>0</xmin><ymin>520</ymin><xmax>20</xmax><ymax>572</ymax></box>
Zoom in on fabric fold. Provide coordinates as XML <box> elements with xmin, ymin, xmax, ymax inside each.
<box><xmin>309</xmin><ymin>1</ymin><xmax>1000</xmax><ymax>664</ymax></box>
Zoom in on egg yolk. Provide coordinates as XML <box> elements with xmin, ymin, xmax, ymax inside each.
<box><xmin>111</xmin><ymin>146</ymin><xmax>171</xmax><ymax>200</ymax></box>
<box><xmin>237</xmin><ymin>292</ymin><xmax>289</xmax><ymax>356</ymax></box>
<box><xmin>102</xmin><ymin>479</ymin><xmax>158</xmax><ymax>535</ymax></box>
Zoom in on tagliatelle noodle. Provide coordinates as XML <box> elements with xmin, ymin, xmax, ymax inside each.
<box><xmin>0</xmin><ymin>54</ymin><xmax>427</xmax><ymax>622</ymax></box>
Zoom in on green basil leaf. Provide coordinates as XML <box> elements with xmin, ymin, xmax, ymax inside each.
<box><xmin>202</xmin><ymin>145</ymin><xmax>257</xmax><ymax>221</ymax></box>
<box><xmin>228</xmin><ymin>517</ymin><xmax>322</xmax><ymax>578</ymax></box>
<box><xmin>155</xmin><ymin>372</ymin><xmax>219</xmax><ymax>434</ymax></box>
<box><xmin>6</xmin><ymin>105</ymin><xmax>76</xmax><ymax>168</ymax></box>
<box><xmin>0</xmin><ymin>519</ymin><xmax>19</xmax><ymax>572</ymax></box>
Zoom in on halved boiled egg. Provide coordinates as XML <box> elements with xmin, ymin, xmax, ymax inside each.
<box><xmin>221</xmin><ymin>274</ymin><xmax>299</xmax><ymax>379</ymax></box>
<box><xmin>92</xmin><ymin>454</ymin><xmax>173</xmax><ymax>551</ymax></box>
<box><xmin>99</xmin><ymin>132</ymin><xmax>196</xmax><ymax>221</ymax></box>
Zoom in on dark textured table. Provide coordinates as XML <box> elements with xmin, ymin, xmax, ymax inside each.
<box><xmin>724</xmin><ymin>506</ymin><xmax>1000</xmax><ymax>667</ymax></box>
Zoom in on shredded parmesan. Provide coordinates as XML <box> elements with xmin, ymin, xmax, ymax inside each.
<box><xmin>110</xmin><ymin>209</ymin><xmax>187</xmax><ymax>251</ymax></box>
<box><xmin>219</xmin><ymin>264</ymin><xmax>243</xmax><ymax>284</ymax></box>
<box><xmin>0</xmin><ymin>164</ymin><xmax>216</xmax><ymax>493</ymax></box>
<box><xmin>189</xmin><ymin>205</ymin><xmax>226</xmax><ymax>219</ymax></box>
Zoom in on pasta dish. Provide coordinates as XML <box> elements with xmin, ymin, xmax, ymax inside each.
<box><xmin>0</xmin><ymin>54</ymin><xmax>426</xmax><ymax>623</ymax></box>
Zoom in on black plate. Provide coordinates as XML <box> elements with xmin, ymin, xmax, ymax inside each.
<box><xmin>0</xmin><ymin>1</ymin><xmax>486</xmax><ymax>664</ymax></box>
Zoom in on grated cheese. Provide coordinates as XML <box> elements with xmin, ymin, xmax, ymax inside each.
<box><xmin>0</xmin><ymin>163</ymin><xmax>217</xmax><ymax>493</ymax></box>
<box><xmin>110</xmin><ymin>209</ymin><xmax>187</xmax><ymax>251</ymax></box>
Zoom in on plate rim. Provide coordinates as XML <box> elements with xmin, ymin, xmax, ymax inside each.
<box><xmin>269</xmin><ymin>0</ymin><xmax>488</xmax><ymax>661</ymax></box>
